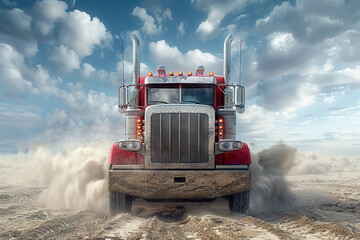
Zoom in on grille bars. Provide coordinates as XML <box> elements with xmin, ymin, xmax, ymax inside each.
<box><xmin>145</xmin><ymin>104</ymin><xmax>215</xmax><ymax>169</ymax></box>
<box><xmin>151</xmin><ymin>113</ymin><xmax>208</xmax><ymax>163</ymax></box>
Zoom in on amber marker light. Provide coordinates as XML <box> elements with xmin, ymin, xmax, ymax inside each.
<box><xmin>169</xmin><ymin>71</ymin><xmax>174</xmax><ymax>76</ymax></box>
<box><xmin>219</xmin><ymin>131</ymin><xmax>223</xmax><ymax>136</ymax></box>
<box><xmin>209</xmin><ymin>72</ymin><xmax>214</xmax><ymax>76</ymax></box>
<box><xmin>179</xmin><ymin>71</ymin><xmax>183</xmax><ymax>76</ymax></box>
<box><xmin>148</xmin><ymin>72</ymin><xmax>153</xmax><ymax>76</ymax></box>
<box><xmin>188</xmin><ymin>71</ymin><xmax>192</xmax><ymax>76</ymax></box>
<box><xmin>137</xmin><ymin>131</ymin><xmax>141</xmax><ymax>136</ymax></box>
<box><xmin>219</xmin><ymin>118</ymin><xmax>223</xmax><ymax>124</ymax></box>
<box><xmin>219</xmin><ymin>125</ymin><xmax>223</xmax><ymax>130</ymax></box>
<box><xmin>137</xmin><ymin>119</ymin><xmax>141</xmax><ymax>123</ymax></box>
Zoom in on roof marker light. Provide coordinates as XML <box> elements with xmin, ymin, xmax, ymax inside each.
<box><xmin>169</xmin><ymin>71</ymin><xmax>174</xmax><ymax>76</ymax></box>
<box><xmin>196</xmin><ymin>65</ymin><xmax>205</xmax><ymax>76</ymax></box>
<box><xmin>157</xmin><ymin>65</ymin><xmax>166</xmax><ymax>76</ymax></box>
<box><xmin>209</xmin><ymin>72</ymin><xmax>214</xmax><ymax>76</ymax></box>
<box><xmin>148</xmin><ymin>72</ymin><xmax>153</xmax><ymax>76</ymax></box>
<box><xmin>179</xmin><ymin>71</ymin><xmax>183</xmax><ymax>76</ymax></box>
<box><xmin>188</xmin><ymin>71</ymin><xmax>192</xmax><ymax>76</ymax></box>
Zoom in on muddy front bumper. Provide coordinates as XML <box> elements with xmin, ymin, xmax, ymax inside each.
<box><xmin>108</xmin><ymin>168</ymin><xmax>251</xmax><ymax>199</ymax></box>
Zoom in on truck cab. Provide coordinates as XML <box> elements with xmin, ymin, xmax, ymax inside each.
<box><xmin>108</xmin><ymin>34</ymin><xmax>251</xmax><ymax>214</ymax></box>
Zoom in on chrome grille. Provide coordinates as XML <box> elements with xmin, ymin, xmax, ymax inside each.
<box><xmin>151</xmin><ymin>113</ymin><xmax>209</xmax><ymax>163</ymax></box>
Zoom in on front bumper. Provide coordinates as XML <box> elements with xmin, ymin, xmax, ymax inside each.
<box><xmin>108</xmin><ymin>169</ymin><xmax>251</xmax><ymax>199</ymax></box>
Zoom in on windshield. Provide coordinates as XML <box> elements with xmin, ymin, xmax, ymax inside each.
<box><xmin>147</xmin><ymin>84</ymin><xmax>214</xmax><ymax>105</ymax></box>
<box><xmin>147</xmin><ymin>85</ymin><xmax>179</xmax><ymax>105</ymax></box>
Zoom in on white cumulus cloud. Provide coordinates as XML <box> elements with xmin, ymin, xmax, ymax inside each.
<box><xmin>0</xmin><ymin>8</ymin><xmax>38</xmax><ymax>56</ymax></box>
<box><xmin>0</xmin><ymin>43</ymin><xmax>61</xmax><ymax>98</ymax></box>
<box><xmin>132</xmin><ymin>6</ymin><xmax>162</xmax><ymax>35</ymax></box>
<box><xmin>177</xmin><ymin>21</ymin><xmax>185</xmax><ymax>38</ymax></box>
<box><xmin>256</xmin><ymin>75</ymin><xmax>318</xmax><ymax>112</ymax></box>
<box><xmin>80</xmin><ymin>63</ymin><xmax>107</xmax><ymax>80</ymax></box>
<box><xmin>148</xmin><ymin>40</ymin><xmax>222</xmax><ymax>74</ymax></box>
<box><xmin>192</xmin><ymin>0</ymin><xmax>251</xmax><ymax>39</ymax></box>
<box><xmin>59</xmin><ymin>10</ymin><xmax>110</xmax><ymax>58</ymax></box>
<box><xmin>32</xmin><ymin>0</ymin><xmax>68</xmax><ymax>36</ymax></box>
<box><xmin>49</xmin><ymin>45</ymin><xmax>80</xmax><ymax>73</ymax></box>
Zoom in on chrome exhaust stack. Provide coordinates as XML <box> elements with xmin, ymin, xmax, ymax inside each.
<box><xmin>131</xmin><ymin>34</ymin><xmax>140</xmax><ymax>85</ymax></box>
<box><xmin>223</xmin><ymin>34</ymin><xmax>245</xmax><ymax>113</ymax></box>
<box><xmin>128</xmin><ymin>34</ymin><xmax>140</xmax><ymax>109</ymax></box>
<box><xmin>223</xmin><ymin>34</ymin><xmax>233</xmax><ymax>109</ymax></box>
<box><xmin>223</xmin><ymin>34</ymin><xmax>233</xmax><ymax>85</ymax></box>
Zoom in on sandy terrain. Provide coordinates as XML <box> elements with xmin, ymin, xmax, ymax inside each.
<box><xmin>0</xmin><ymin>144</ymin><xmax>359</xmax><ymax>239</ymax></box>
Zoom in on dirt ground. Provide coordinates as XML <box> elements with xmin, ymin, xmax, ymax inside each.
<box><xmin>0</xmin><ymin>164</ymin><xmax>359</xmax><ymax>240</ymax></box>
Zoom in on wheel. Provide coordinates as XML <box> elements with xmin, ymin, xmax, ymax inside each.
<box><xmin>109</xmin><ymin>191</ymin><xmax>132</xmax><ymax>215</ymax></box>
<box><xmin>229</xmin><ymin>191</ymin><xmax>250</xmax><ymax>214</ymax></box>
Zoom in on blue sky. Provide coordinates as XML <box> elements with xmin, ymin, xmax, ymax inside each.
<box><xmin>0</xmin><ymin>0</ymin><xmax>359</xmax><ymax>162</ymax></box>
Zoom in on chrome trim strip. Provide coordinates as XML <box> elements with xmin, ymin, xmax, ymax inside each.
<box><xmin>215</xmin><ymin>165</ymin><xmax>249</xmax><ymax>170</ymax></box>
<box><xmin>169</xmin><ymin>113</ymin><xmax>171</xmax><ymax>159</ymax></box>
<box><xmin>145</xmin><ymin>76</ymin><xmax>216</xmax><ymax>84</ymax></box>
<box><xmin>197</xmin><ymin>113</ymin><xmax>200</xmax><ymax>161</ymax></box>
<box><xmin>188</xmin><ymin>113</ymin><xmax>190</xmax><ymax>162</ymax></box>
<box><xmin>178</xmin><ymin>113</ymin><xmax>181</xmax><ymax>161</ymax></box>
<box><xmin>159</xmin><ymin>113</ymin><xmax>162</xmax><ymax>162</ymax></box>
<box><xmin>112</xmin><ymin>165</ymin><xmax>145</xmax><ymax>170</ymax></box>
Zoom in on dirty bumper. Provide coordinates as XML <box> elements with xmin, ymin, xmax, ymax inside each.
<box><xmin>108</xmin><ymin>170</ymin><xmax>251</xmax><ymax>199</ymax></box>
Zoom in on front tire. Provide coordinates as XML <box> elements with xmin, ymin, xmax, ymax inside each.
<box><xmin>109</xmin><ymin>191</ymin><xmax>132</xmax><ymax>215</ymax></box>
<box><xmin>229</xmin><ymin>191</ymin><xmax>250</xmax><ymax>214</ymax></box>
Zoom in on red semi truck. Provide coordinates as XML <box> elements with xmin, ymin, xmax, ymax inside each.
<box><xmin>108</xmin><ymin>34</ymin><xmax>251</xmax><ymax>215</ymax></box>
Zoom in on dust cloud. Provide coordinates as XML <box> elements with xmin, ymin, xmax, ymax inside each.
<box><xmin>250</xmin><ymin>143</ymin><xmax>298</xmax><ymax>213</ymax></box>
<box><xmin>35</xmin><ymin>142</ymin><xmax>110</xmax><ymax>215</ymax></box>
<box><xmin>33</xmin><ymin>141</ymin><xmax>301</xmax><ymax>215</ymax></box>
<box><xmin>19</xmin><ymin>141</ymin><xmax>356</xmax><ymax>216</ymax></box>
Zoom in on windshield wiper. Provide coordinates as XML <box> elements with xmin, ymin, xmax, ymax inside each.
<box><xmin>148</xmin><ymin>100</ymin><xmax>168</xmax><ymax>104</ymax></box>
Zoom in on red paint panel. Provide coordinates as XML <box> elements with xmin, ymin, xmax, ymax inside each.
<box><xmin>108</xmin><ymin>143</ymin><xmax>144</xmax><ymax>165</ymax></box>
<box><xmin>137</xmin><ymin>154</ymin><xmax>145</xmax><ymax>165</ymax></box>
<box><xmin>215</xmin><ymin>153</ymin><xmax>224</xmax><ymax>165</ymax></box>
<box><xmin>223</xmin><ymin>142</ymin><xmax>251</xmax><ymax>165</ymax></box>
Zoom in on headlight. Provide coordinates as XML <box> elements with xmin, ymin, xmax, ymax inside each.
<box><xmin>218</xmin><ymin>140</ymin><xmax>243</xmax><ymax>152</ymax></box>
<box><xmin>118</xmin><ymin>140</ymin><xmax>142</xmax><ymax>151</ymax></box>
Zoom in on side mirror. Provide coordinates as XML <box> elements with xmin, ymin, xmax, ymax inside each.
<box><xmin>235</xmin><ymin>86</ymin><xmax>245</xmax><ymax>113</ymax></box>
<box><xmin>118</xmin><ymin>86</ymin><xmax>127</xmax><ymax>113</ymax></box>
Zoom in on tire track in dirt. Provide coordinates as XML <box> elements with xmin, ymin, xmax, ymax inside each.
<box><xmin>100</xmin><ymin>213</ymin><xmax>146</xmax><ymax>239</ymax></box>
<box><xmin>1</xmin><ymin>204</ymin><xmax>359</xmax><ymax>239</ymax></box>
<box><xmin>257</xmin><ymin>207</ymin><xmax>360</xmax><ymax>240</ymax></box>
<box><xmin>111</xmin><ymin>205</ymin><xmax>281</xmax><ymax>239</ymax></box>
<box><xmin>130</xmin><ymin>214</ymin><xmax>280</xmax><ymax>240</ymax></box>
<box><xmin>1</xmin><ymin>211</ymin><xmax>108</xmax><ymax>239</ymax></box>
<box><xmin>241</xmin><ymin>215</ymin><xmax>295</xmax><ymax>239</ymax></box>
